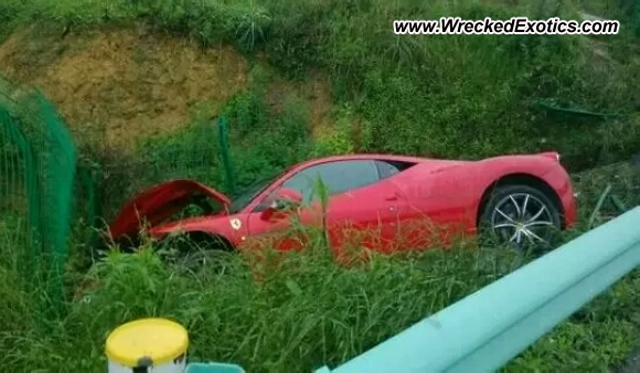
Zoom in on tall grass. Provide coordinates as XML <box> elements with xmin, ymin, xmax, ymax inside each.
<box><xmin>2</xmin><ymin>209</ymin><xmax>640</xmax><ymax>372</ymax></box>
<box><xmin>1</xmin><ymin>161</ymin><xmax>639</xmax><ymax>372</ymax></box>
<box><xmin>0</xmin><ymin>223</ymin><xmax>518</xmax><ymax>372</ymax></box>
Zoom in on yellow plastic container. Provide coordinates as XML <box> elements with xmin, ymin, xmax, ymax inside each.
<box><xmin>106</xmin><ymin>318</ymin><xmax>189</xmax><ymax>373</ymax></box>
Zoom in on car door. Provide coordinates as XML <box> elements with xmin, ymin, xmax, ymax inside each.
<box><xmin>306</xmin><ymin>159</ymin><xmax>405</xmax><ymax>258</ymax></box>
<box><xmin>245</xmin><ymin>159</ymin><xmax>405</xmax><ymax>257</ymax></box>
<box><xmin>389</xmin><ymin>164</ymin><xmax>474</xmax><ymax>250</ymax></box>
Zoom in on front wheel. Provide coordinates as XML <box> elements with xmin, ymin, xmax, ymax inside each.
<box><xmin>156</xmin><ymin>233</ymin><xmax>235</xmax><ymax>273</ymax></box>
<box><xmin>479</xmin><ymin>184</ymin><xmax>563</xmax><ymax>252</ymax></box>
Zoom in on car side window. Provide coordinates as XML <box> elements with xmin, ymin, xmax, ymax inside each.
<box><xmin>281</xmin><ymin>160</ymin><xmax>380</xmax><ymax>204</ymax></box>
<box><xmin>375</xmin><ymin>160</ymin><xmax>401</xmax><ymax>180</ymax></box>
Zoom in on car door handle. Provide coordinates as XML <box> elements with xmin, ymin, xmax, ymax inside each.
<box><xmin>385</xmin><ymin>194</ymin><xmax>398</xmax><ymax>201</ymax></box>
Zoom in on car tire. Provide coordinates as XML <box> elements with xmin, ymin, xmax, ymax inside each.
<box><xmin>479</xmin><ymin>184</ymin><xmax>563</xmax><ymax>252</ymax></box>
<box><xmin>158</xmin><ymin>232</ymin><xmax>234</xmax><ymax>272</ymax></box>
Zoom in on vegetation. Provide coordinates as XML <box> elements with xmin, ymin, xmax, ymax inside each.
<box><xmin>0</xmin><ymin>162</ymin><xmax>639</xmax><ymax>372</ymax></box>
<box><xmin>2</xmin><ymin>0</ymin><xmax>639</xmax><ymax>215</ymax></box>
<box><xmin>0</xmin><ymin>0</ymin><xmax>639</xmax><ymax>372</ymax></box>
<box><xmin>1</xmin><ymin>0</ymin><xmax>640</xmax><ymax>173</ymax></box>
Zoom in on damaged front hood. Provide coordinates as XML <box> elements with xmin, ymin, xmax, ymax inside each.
<box><xmin>109</xmin><ymin>179</ymin><xmax>231</xmax><ymax>239</ymax></box>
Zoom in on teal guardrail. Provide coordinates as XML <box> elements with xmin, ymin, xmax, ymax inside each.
<box><xmin>316</xmin><ymin>206</ymin><xmax>640</xmax><ymax>373</ymax></box>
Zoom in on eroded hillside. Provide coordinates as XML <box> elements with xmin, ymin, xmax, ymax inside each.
<box><xmin>0</xmin><ymin>26</ymin><xmax>333</xmax><ymax>151</ymax></box>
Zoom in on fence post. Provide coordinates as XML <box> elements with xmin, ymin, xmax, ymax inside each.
<box><xmin>218</xmin><ymin>115</ymin><xmax>236</xmax><ymax>196</ymax></box>
<box><xmin>105</xmin><ymin>318</ymin><xmax>189</xmax><ymax>373</ymax></box>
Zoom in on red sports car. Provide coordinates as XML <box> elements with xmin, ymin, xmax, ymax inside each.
<box><xmin>108</xmin><ymin>152</ymin><xmax>577</xmax><ymax>256</ymax></box>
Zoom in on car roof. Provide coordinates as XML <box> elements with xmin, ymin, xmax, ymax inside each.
<box><xmin>291</xmin><ymin>153</ymin><xmax>429</xmax><ymax>171</ymax></box>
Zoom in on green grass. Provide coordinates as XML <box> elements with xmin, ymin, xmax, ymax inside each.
<box><xmin>1</xmin><ymin>222</ymin><xmax>522</xmax><ymax>372</ymax></box>
<box><xmin>1</xmin><ymin>0</ymin><xmax>639</xmax><ymax>172</ymax></box>
<box><xmin>1</xmin><ymin>0</ymin><xmax>640</xmax><ymax>371</ymax></box>
<box><xmin>0</xmin><ymin>162</ymin><xmax>639</xmax><ymax>372</ymax></box>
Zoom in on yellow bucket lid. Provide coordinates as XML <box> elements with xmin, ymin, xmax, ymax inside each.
<box><xmin>105</xmin><ymin>318</ymin><xmax>189</xmax><ymax>368</ymax></box>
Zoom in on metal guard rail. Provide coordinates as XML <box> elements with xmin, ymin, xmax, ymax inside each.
<box><xmin>316</xmin><ymin>206</ymin><xmax>640</xmax><ymax>373</ymax></box>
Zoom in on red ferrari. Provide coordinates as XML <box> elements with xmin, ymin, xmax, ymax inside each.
<box><xmin>108</xmin><ymin>152</ymin><xmax>577</xmax><ymax>255</ymax></box>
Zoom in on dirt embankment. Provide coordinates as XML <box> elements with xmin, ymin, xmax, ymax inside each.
<box><xmin>0</xmin><ymin>26</ymin><xmax>333</xmax><ymax>151</ymax></box>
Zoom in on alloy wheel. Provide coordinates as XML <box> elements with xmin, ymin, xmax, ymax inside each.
<box><xmin>490</xmin><ymin>192</ymin><xmax>557</xmax><ymax>250</ymax></box>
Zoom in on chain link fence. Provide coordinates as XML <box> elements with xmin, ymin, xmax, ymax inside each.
<box><xmin>0</xmin><ymin>75</ymin><xmax>77</xmax><ymax>312</ymax></box>
<box><xmin>0</xmin><ymin>73</ymin><xmax>237</xmax><ymax>313</ymax></box>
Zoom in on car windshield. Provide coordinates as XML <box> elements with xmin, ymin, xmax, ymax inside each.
<box><xmin>228</xmin><ymin>172</ymin><xmax>283</xmax><ymax>214</ymax></box>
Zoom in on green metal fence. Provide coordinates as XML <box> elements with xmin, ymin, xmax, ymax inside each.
<box><xmin>0</xmin><ymin>76</ymin><xmax>77</xmax><ymax>311</ymax></box>
<box><xmin>92</xmin><ymin>115</ymin><xmax>236</xmax><ymax>223</ymax></box>
<box><xmin>0</xmin><ymin>73</ymin><xmax>236</xmax><ymax>312</ymax></box>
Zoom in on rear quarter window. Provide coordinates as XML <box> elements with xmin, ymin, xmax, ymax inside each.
<box><xmin>375</xmin><ymin>160</ymin><xmax>416</xmax><ymax>180</ymax></box>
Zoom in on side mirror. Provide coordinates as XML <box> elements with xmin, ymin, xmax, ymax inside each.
<box><xmin>260</xmin><ymin>188</ymin><xmax>303</xmax><ymax>221</ymax></box>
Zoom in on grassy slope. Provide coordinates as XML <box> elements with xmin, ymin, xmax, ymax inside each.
<box><xmin>0</xmin><ymin>0</ymin><xmax>638</xmax><ymax>213</ymax></box>
<box><xmin>0</xmin><ymin>0</ymin><xmax>639</xmax><ymax>171</ymax></box>
<box><xmin>0</xmin><ymin>0</ymin><xmax>640</xmax><ymax>372</ymax></box>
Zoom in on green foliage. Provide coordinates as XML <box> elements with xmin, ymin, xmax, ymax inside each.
<box><xmin>2</xmin><ymin>205</ymin><xmax>640</xmax><ymax>372</ymax></box>
<box><xmin>1</xmin><ymin>0</ymin><xmax>640</xmax><ymax>371</ymax></box>
<box><xmin>97</xmin><ymin>113</ymin><xmax>226</xmax><ymax>217</ymax></box>
<box><xmin>1</xmin><ymin>0</ymin><xmax>639</xmax><ymax>169</ymax></box>
<box><xmin>215</xmin><ymin>68</ymin><xmax>314</xmax><ymax>190</ymax></box>
<box><xmin>140</xmin><ymin>118</ymin><xmax>222</xmax><ymax>181</ymax></box>
<box><xmin>571</xmin><ymin>161</ymin><xmax>640</xmax><ymax>227</ymax></box>
<box><xmin>0</xmin><ymin>0</ymin><xmax>23</xmax><ymax>36</ymax></box>
<box><xmin>506</xmin><ymin>314</ymin><xmax>637</xmax><ymax>372</ymax></box>
<box><xmin>0</xmin><ymin>226</ymin><xmax>519</xmax><ymax>372</ymax></box>
<box><xmin>312</xmin><ymin>106</ymin><xmax>356</xmax><ymax>157</ymax></box>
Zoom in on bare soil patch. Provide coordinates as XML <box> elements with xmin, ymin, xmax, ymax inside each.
<box><xmin>0</xmin><ymin>27</ymin><xmax>250</xmax><ymax>151</ymax></box>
